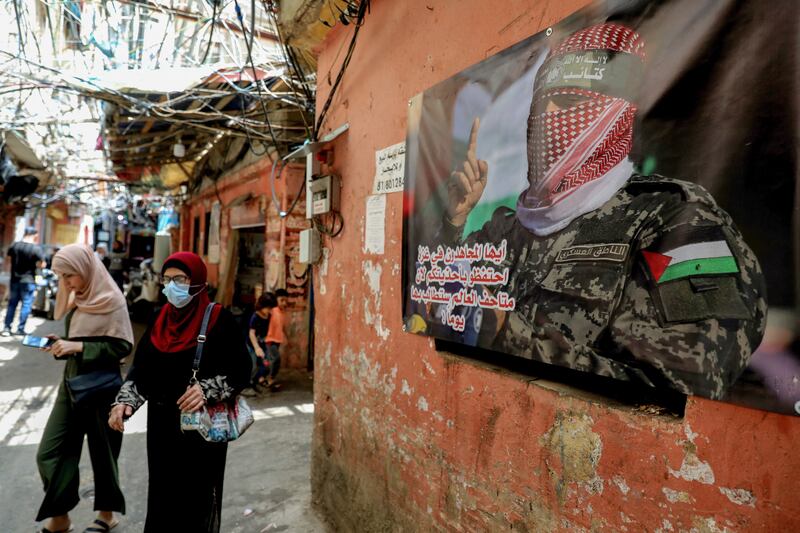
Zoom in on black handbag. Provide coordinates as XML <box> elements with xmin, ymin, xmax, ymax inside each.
<box><xmin>66</xmin><ymin>369</ymin><xmax>123</xmax><ymax>405</ymax></box>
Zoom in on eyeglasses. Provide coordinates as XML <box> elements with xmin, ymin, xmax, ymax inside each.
<box><xmin>160</xmin><ymin>275</ymin><xmax>190</xmax><ymax>285</ymax></box>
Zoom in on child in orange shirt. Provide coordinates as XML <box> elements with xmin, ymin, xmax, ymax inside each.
<box><xmin>264</xmin><ymin>288</ymin><xmax>288</xmax><ymax>390</ymax></box>
<box><xmin>248</xmin><ymin>293</ymin><xmax>274</xmax><ymax>388</ymax></box>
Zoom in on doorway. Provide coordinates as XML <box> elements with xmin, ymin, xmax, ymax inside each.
<box><xmin>232</xmin><ymin>226</ymin><xmax>265</xmax><ymax>317</ymax></box>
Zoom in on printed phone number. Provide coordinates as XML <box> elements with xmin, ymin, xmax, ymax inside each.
<box><xmin>375</xmin><ymin>177</ymin><xmax>404</xmax><ymax>192</ymax></box>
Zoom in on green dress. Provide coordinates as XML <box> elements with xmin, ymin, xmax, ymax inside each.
<box><xmin>35</xmin><ymin>309</ymin><xmax>132</xmax><ymax>521</ymax></box>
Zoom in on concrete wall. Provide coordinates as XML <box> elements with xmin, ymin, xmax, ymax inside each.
<box><xmin>310</xmin><ymin>1</ymin><xmax>800</xmax><ymax>531</ymax></box>
<box><xmin>180</xmin><ymin>156</ymin><xmax>311</xmax><ymax>369</ymax></box>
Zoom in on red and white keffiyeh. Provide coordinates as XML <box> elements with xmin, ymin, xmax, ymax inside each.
<box><xmin>552</xmin><ymin>22</ymin><xmax>645</xmax><ymax>59</ymax></box>
<box><xmin>528</xmin><ymin>88</ymin><xmax>636</xmax><ymax>205</ymax></box>
<box><xmin>517</xmin><ymin>23</ymin><xmax>646</xmax><ymax>235</ymax></box>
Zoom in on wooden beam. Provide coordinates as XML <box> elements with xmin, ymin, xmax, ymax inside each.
<box><xmin>137</xmin><ymin>94</ymin><xmax>170</xmax><ymax>136</ymax></box>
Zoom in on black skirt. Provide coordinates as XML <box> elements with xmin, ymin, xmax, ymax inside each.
<box><xmin>144</xmin><ymin>401</ymin><xmax>228</xmax><ymax>533</ymax></box>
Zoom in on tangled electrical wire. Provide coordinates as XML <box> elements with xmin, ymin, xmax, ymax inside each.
<box><xmin>234</xmin><ymin>0</ymin><xmax>280</xmax><ymax>156</ymax></box>
<box><xmin>315</xmin><ymin>0</ymin><xmax>370</xmax><ymax>140</ymax></box>
<box><xmin>263</xmin><ymin>0</ymin><xmax>370</xmax><ymax>222</ymax></box>
<box><xmin>1</xmin><ymin>0</ymin><xmax>366</xmax><ymax>234</ymax></box>
<box><xmin>0</xmin><ymin>0</ymin><xmax>314</xmax><ymax>181</ymax></box>
<box><xmin>313</xmin><ymin>210</ymin><xmax>344</xmax><ymax>238</ymax></box>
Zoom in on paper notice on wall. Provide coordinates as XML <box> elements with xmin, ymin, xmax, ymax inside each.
<box><xmin>372</xmin><ymin>142</ymin><xmax>406</xmax><ymax>194</ymax></box>
<box><xmin>364</xmin><ymin>194</ymin><xmax>386</xmax><ymax>255</ymax></box>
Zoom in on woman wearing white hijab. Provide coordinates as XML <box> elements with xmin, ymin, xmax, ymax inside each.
<box><xmin>35</xmin><ymin>244</ymin><xmax>134</xmax><ymax>533</ymax></box>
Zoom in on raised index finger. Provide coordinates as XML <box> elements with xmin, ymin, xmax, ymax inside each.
<box><xmin>468</xmin><ymin>117</ymin><xmax>481</xmax><ymax>153</ymax></box>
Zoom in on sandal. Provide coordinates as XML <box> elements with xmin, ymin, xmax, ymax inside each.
<box><xmin>83</xmin><ymin>518</ymin><xmax>119</xmax><ymax>532</ymax></box>
<box><xmin>41</xmin><ymin>527</ymin><xmax>73</xmax><ymax>533</ymax></box>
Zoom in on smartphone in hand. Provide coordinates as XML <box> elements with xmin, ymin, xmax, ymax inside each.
<box><xmin>22</xmin><ymin>335</ymin><xmax>55</xmax><ymax>349</ymax></box>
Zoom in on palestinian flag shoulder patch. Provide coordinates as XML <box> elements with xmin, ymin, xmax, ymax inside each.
<box><xmin>642</xmin><ymin>226</ymin><xmax>739</xmax><ymax>284</ymax></box>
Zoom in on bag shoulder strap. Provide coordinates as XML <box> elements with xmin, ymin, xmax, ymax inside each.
<box><xmin>190</xmin><ymin>303</ymin><xmax>218</xmax><ymax>384</ymax></box>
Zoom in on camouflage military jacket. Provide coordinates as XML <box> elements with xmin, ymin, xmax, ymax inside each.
<box><xmin>438</xmin><ymin>175</ymin><xmax>767</xmax><ymax>400</ymax></box>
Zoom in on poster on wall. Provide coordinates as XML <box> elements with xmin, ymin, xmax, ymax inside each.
<box><xmin>402</xmin><ymin>0</ymin><xmax>800</xmax><ymax>414</ymax></box>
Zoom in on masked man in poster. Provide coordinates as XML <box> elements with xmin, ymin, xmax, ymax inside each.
<box><xmin>436</xmin><ymin>23</ymin><xmax>767</xmax><ymax>400</ymax></box>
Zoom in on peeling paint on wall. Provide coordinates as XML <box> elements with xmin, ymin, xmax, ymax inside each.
<box><xmin>364</xmin><ymin>259</ymin><xmax>381</xmax><ymax>295</ymax></box>
<box><xmin>318</xmin><ymin>247</ymin><xmax>330</xmax><ymax>295</ymax></box>
<box><xmin>612</xmin><ymin>475</ymin><xmax>630</xmax><ymax>495</ymax></box>
<box><xmin>360</xmin><ymin>407</ymin><xmax>377</xmax><ymax>440</ymax></box>
<box><xmin>322</xmin><ymin>342</ymin><xmax>332</xmax><ymax>367</ymax></box>
<box><xmin>662</xmin><ymin>487</ymin><xmax>694</xmax><ymax>504</ymax></box>
<box><xmin>339</xmin><ymin>346</ymin><xmax>396</xmax><ymax>399</ymax></box>
<box><xmin>417</xmin><ymin>396</ymin><xmax>429</xmax><ymax>411</ymax></box>
<box><xmin>340</xmin><ymin>284</ymin><xmax>354</xmax><ymax>320</ymax></box>
<box><xmin>362</xmin><ymin>260</ymin><xmax>391</xmax><ymax>340</ymax></box>
<box><xmin>540</xmin><ymin>412</ymin><xmax>604</xmax><ymax>500</ymax></box>
<box><xmin>668</xmin><ymin>451</ymin><xmax>715</xmax><ymax>485</ymax></box>
<box><xmin>659</xmin><ymin>518</ymin><xmax>675</xmax><ymax>531</ymax></box>
<box><xmin>691</xmin><ymin>516</ymin><xmax>733</xmax><ymax>533</ymax></box>
<box><xmin>718</xmin><ymin>487</ymin><xmax>756</xmax><ymax>507</ymax></box>
<box><xmin>668</xmin><ymin>425</ymin><xmax>715</xmax><ymax>485</ymax></box>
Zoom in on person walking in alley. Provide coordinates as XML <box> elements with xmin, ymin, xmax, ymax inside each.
<box><xmin>3</xmin><ymin>226</ymin><xmax>45</xmax><ymax>336</ymax></box>
<box><xmin>248</xmin><ymin>292</ymin><xmax>274</xmax><ymax>390</ymax></box>
<box><xmin>35</xmin><ymin>244</ymin><xmax>134</xmax><ymax>533</ymax></box>
<box><xmin>264</xmin><ymin>288</ymin><xmax>289</xmax><ymax>391</ymax></box>
<box><xmin>108</xmin><ymin>252</ymin><xmax>251</xmax><ymax>533</ymax></box>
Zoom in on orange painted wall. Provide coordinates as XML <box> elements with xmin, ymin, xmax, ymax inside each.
<box><xmin>310</xmin><ymin>1</ymin><xmax>800</xmax><ymax>531</ymax></box>
<box><xmin>180</xmin><ymin>157</ymin><xmax>311</xmax><ymax>369</ymax></box>
<box><xmin>183</xmin><ymin>157</ymin><xmax>277</xmax><ymax>287</ymax></box>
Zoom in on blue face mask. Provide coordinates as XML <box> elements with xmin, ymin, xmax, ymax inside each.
<box><xmin>162</xmin><ymin>281</ymin><xmax>193</xmax><ymax>308</ymax></box>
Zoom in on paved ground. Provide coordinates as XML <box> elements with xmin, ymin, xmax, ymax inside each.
<box><xmin>0</xmin><ymin>314</ymin><xmax>326</xmax><ymax>532</ymax></box>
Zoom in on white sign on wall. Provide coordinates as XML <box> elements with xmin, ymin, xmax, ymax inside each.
<box><xmin>372</xmin><ymin>142</ymin><xmax>406</xmax><ymax>194</ymax></box>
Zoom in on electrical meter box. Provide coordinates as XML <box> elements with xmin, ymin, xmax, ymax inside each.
<box><xmin>306</xmin><ymin>175</ymin><xmax>339</xmax><ymax>219</ymax></box>
<box><xmin>299</xmin><ymin>228</ymin><xmax>321</xmax><ymax>264</ymax></box>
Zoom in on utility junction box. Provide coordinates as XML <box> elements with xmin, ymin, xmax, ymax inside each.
<box><xmin>306</xmin><ymin>175</ymin><xmax>339</xmax><ymax>219</ymax></box>
<box><xmin>299</xmin><ymin>228</ymin><xmax>321</xmax><ymax>264</ymax></box>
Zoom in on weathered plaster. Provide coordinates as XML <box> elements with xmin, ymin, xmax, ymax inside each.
<box><xmin>362</xmin><ymin>260</ymin><xmax>390</xmax><ymax>340</ymax></box>
<box><xmin>718</xmin><ymin>487</ymin><xmax>756</xmax><ymax>508</ymax></box>
<box><xmin>309</xmin><ymin>1</ymin><xmax>800</xmax><ymax>531</ymax></box>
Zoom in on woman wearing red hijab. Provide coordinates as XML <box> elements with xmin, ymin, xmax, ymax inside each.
<box><xmin>108</xmin><ymin>252</ymin><xmax>251</xmax><ymax>532</ymax></box>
